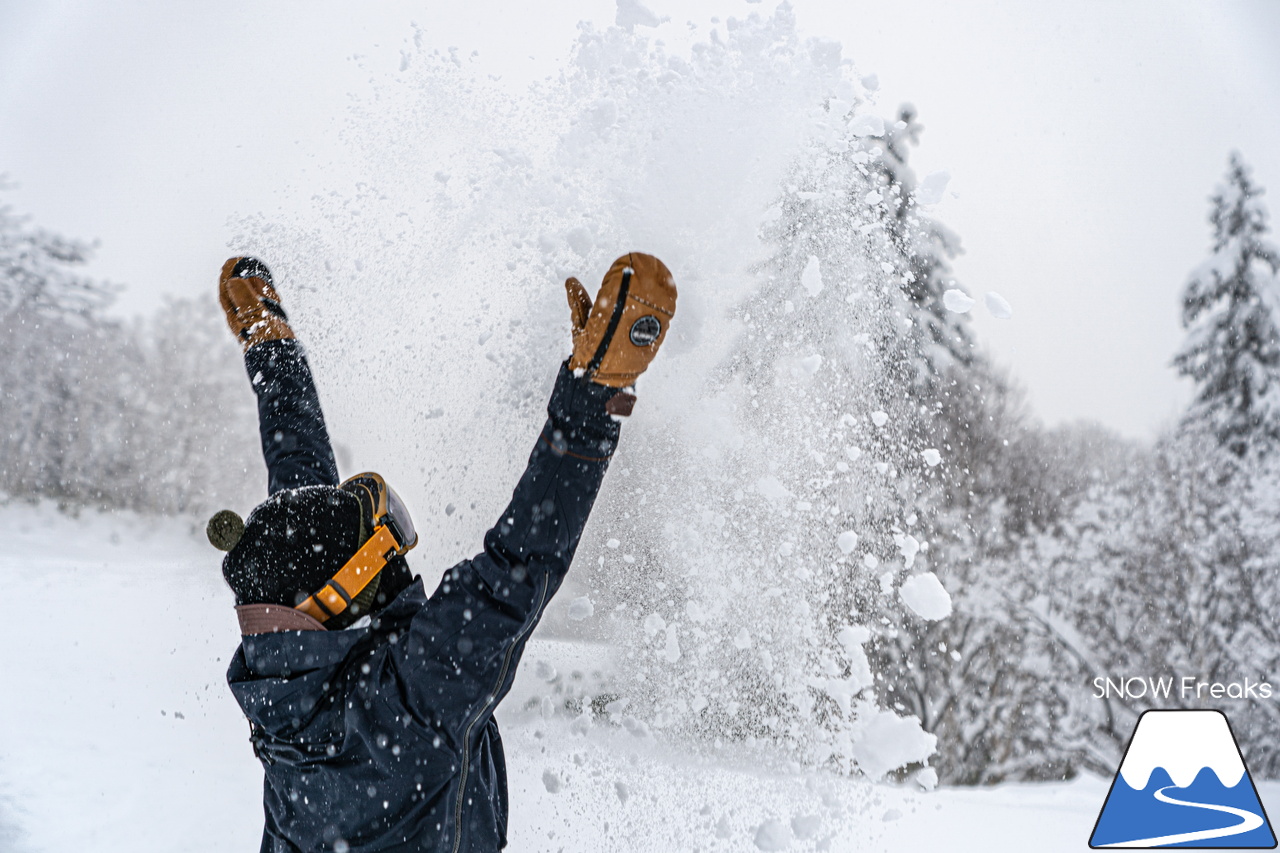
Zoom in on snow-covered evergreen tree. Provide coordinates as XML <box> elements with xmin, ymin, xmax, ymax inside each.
<box><xmin>826</xmin><ymin>107</ymin><xmax>1070</xmax><ymax>783</ymax></box>
<box><xmin>1021</xmin><ymin>159</ymin><xmax>1280</xmax><ymax>782</ymax></box>
<box><xmin>872</xmin><ymin>105</ymin><xmax>975</xmax><ymax>399</ymax></box>
<box><xmin>1160</xmin><ymin>156</ymin><xmax>1280</xmax><ymax>772</ymax></box>
<box><xmin>696</xmin><ymin>97</ymin><xmax>927</xmax><ymax>770</ymax></box>
<box><xmin>1173</xmin><ymin>152</ymin><xmax>1280</xmax><ymax>459</ymax></box>
<box><xmin>664</xmin><ymin>97</ymin><xmax>1021</xmax><ymax>780</ymax></box>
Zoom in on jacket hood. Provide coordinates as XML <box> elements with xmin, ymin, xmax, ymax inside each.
<box><xmin>230</xmin><ymin>578</ymin><xmax>427</xmax><ymax>733</ymax></box>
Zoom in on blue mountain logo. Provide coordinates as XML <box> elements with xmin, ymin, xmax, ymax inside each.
<box><xmin>1091</xmin><ymin>709</ymin><xmax>1276</xmax><ymax>848</ymax></box>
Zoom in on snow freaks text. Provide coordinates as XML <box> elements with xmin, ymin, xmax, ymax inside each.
<box><xmin>1092</xmin><ymin>676</ymin><xmax>1274</xmax><ymax>702</ymax></box>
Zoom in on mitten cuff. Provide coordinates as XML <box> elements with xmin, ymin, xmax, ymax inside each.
<box><xmin>546</xmin><ymin>360</ymin><xmax>627</xmax><ymax>459</ymax></box>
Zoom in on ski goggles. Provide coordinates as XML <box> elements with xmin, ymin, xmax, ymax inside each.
<box><xmin>295</xmin><ymin>472</ymin><xmax>418</xmax><ymax>624</ymax></box>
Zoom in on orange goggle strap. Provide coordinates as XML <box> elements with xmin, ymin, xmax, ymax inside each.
<box><xmin>295</xmin><ymin>525</ymin><xmax>399</xmax><ymax>624</ymax></box>
<box><xmin>343</xmin><ymin>475</ymin><xmax>385</xmax><ymax>528</ymax></box>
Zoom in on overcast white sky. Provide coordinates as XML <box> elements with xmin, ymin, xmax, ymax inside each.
<box><xmin>2</xmin><ymin>0</ymin><xmax>1278</xmax><ymax>439</ymax></box>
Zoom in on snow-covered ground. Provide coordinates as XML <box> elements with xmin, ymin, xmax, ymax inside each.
<box><xmin>0</xmin><ymin>502</ymin><xmax>1271</xmax><ymax>853</ymax></box>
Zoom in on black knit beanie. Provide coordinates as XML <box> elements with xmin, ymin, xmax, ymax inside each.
<box><xmin>222</xmin><ymin>485</ymin><xmax>365</xmax><ymax>611</ymax></box>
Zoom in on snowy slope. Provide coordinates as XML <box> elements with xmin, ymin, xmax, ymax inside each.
<box><xmin>0</xmin><ymin>503</ymin><xmax>1273</xmax><ymax>853</ymax></box>
<box><xmin>0</xmin><ymin>503</ymin><xmax>260</xmax><ymax>852</ymax></box>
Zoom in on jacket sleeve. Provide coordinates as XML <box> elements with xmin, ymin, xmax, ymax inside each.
<box><xmin>244</xmin><ymin>339</ymin><xmax>340</xmax><ymax>495</ymax></box>
<box><xmin>470</xmin><ymin>361</ymin><xmax>622</xmax><ymax>614</ymax></box>
<box><xmin>398</xmin><ymin>361</ymin><xmax>623</xmax><ymax>738</ymax></box>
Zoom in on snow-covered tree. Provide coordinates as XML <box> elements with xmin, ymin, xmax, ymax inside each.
<box><xmin>0</xmin><ymin>184</ymin><xmax>116</xmax><ymax>320</ymax></box>
<box><xmin>0</xmin><ymin>191</ymin><xmax>124</xmax><ymax>504</ymax></box>
<box><xmin>872</xmin><ymin>105</ymin><xmax>975</xmax><ymax>398</ymax></box>
<box><xmin>626</xmin><ymin>97</ymin><xmax>1024</xmax><ymax>780</ymax></box>
<box><xmin>694</xmin><ymin>110</ymin><xmax>920</xmax><ymax>769</ymax></box>
<box><xmin>812</xmin><ymin>108</ymin><xmax>1080</xmax><ymax>784</ymax></box>
<box><xmin>575</xmin><ymin>75</ymin><xmax>954</xmax><ymax>777</ymax></box>
<box><xmin>959</xmin><ymin>159</ymin><xmax>1280</xmax><ymax>785</ymax></box>
<box><xmin>1017</xmin><ymin>424</ymin><xmax>1280</xmax><ymax>780</ymax></box>
<box><xmin>607</xmin><ymin>87</ymin><xmax>932</xmax><ymax>776</ymax></box>
<box><xmin>1173</xmin><ymin>153</ymin><xmax>1280</xmax><ymax>459</ymax></box>
<box><xmin>1156</xmin><ymin>155</ymin><xmax>1280</xmax><ymax>772</ymax></box>
<box><xmin>875</xmin><ymin>148</ymin><xmax>1274</xmax><ymax>787</ymax></box>
<box><xmin>0</xmin><ymin>187</ymin><xmax>258</xmax><ymax>514</ymax></box>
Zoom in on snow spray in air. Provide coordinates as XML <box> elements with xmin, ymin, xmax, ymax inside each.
<box><xmin>236</xmin><ymin>3</ymin><xmax>950</xmax><ymax>779</ymax></box>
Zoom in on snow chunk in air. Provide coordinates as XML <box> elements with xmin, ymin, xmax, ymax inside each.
<box><xmin>663</xmin><ymin>625</ymin><xmax>682</xmax><ymax>663</ymax></box>
<box><xmin>899</xmin><ymin>572</ymin><xmax>952</xmax><ymax>620</ymax></box>
<box><xmin>567</xmin><ymin>596</ymin><xmax>594</xmax><ymax>621</ymax></box>
<box><xmin>853</xmin><ymin>708</ymin><xmax>937</xmax><ymax>780</ymax></box>
<box><xmin>792</xmin><ymin>813</ymin><xmax>822</xmax><ymax>839</ymax></box>
<box><xmin>615</xmin><ymin>0</ymin><xmax>664</xmax><ymax>29</ymax></box>
<box><xmin>984</xmin><ymin>291</ymin><xmax>1013</xmax><ymax>319</ymax></box>
<box><xmin>837</xmin><ymin>530</ymin><xmax>859</xmax><ymax>554</ymax></box>
<box><xmin>800</xmin><ymin>255</ymin><xmax>823</xmax><ymax>297</ymax></box>
<box><xmin>921</xmin><ymin>448</ymin><xmax>942</xmax><ymax>467</ymax></box>
<box><xmin>836</xmin><ymin>624</ymin><xmax>873</xmax><ymax>691</ymax></box>
<box><xmin>755</xmin><ymin>475</ymin><xmax>791</xmax><ymax>503</ymax></box>
<box><xmin>894</xmin><ymin>533</ymin><xmax>920</xmax><ymax>568</ymax></box>
<box><xmin>797</xmin><ymin>354</ymin><xmax>822</xmax><ymax>375</ymax></box>
<box><xmin>943</xmin><ymin>289</ymin><xmax>974</xmax><ymax>313</ymax></box>
<box><xmin>916</xmin><ymin>170</ymin><xmax>951</xmax><ymax>205</ymax></box>
<box><xmin>848</xmin><ymin>114</ymin><xmax>885</xmax><ymax>137</ymax></box>
<box><xmin>754</xmin><ymin>819</ymin><xmax>792</xmax><ymax>851</ymax></box>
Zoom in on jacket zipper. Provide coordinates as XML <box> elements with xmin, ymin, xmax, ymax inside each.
<box><xmin>451</xmin><ymin>571</ymin><xmax>550</xmax><ymax>853</ymax></box>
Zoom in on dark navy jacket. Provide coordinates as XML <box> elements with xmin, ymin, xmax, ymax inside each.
<box><xmin>227</xmin><ymin>341</ymin><xmax>621</xmax><ymax>852</ymax></box>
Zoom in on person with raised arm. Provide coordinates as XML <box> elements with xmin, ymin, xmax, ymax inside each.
<box><xmin>206</xmin><ymin>253</ymin><xmax>676</xmax><ymax>852</ymax></box>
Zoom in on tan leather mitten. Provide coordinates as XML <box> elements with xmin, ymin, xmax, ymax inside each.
<box><xmin>565</xmin><ymin>252</ymin><xmax>677</xmax><ymax>388</ymax></box>
<box><xmin>218</xmin><ymin>256</ymin><xmax>294</xmax><ymax>352</ymax></box>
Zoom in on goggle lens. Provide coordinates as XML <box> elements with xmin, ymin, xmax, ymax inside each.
<box><xmin>384</xmin><ymin>483</ymin><xmax>417</xmax><ymax>551</ymax></box>
<box><xmin>340</xmin><ymin>472</ymin><xmax>418</xmax><ymax>556</ymax></box>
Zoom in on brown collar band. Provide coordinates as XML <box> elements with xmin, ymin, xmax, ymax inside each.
<box><xmin>236</xmin><ymin>604</ymin><xmax>327</xmax><ymax>635</ymax></box>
